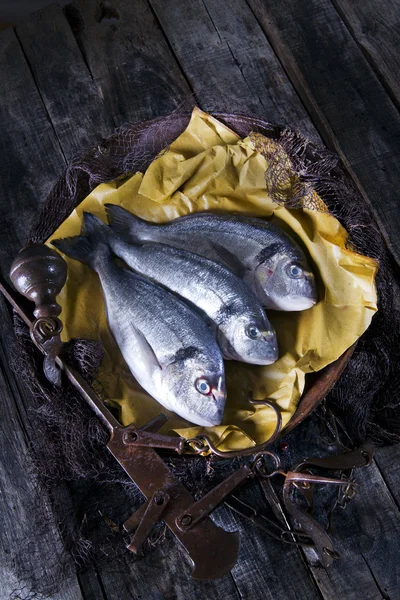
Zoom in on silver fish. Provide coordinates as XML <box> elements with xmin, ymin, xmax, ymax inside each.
<box><xmin>106</xmin><ymin>206</ymin><xmax>317</xmax><ymax>311</ymax></box>
<box><xmin>88</xmin><ymin>214</ymin><xmax>278</xmax><ymax>365</ymax></box>
<box><xmin>52</xmin><ymin>214</ymin><xmax>226</xmax><ymax>427</ymax></box>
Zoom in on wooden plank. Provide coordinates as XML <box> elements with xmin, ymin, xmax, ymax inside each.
<box><xmin>95</xmin><ymin>532</ymin><xmax>242</xmax><ymax>600</ymax></box>
<box><xmin>0</xmin><ymin>24</ymin><xmax>85</xmax><ymax>600</ymax></box>
<box><xmin>94</xmin><ymin>498</ymin><xmax>322</xmax><ymax>600</ymax></box>
<box><xmin>16</xmin><ymin>3</ymin><xmax>115</xmax><ymax>162</ymax></box>
<box><xmin>0</xmin><ymin>27</ymin><xmax>66</xmax><ymax>277</ymax></box>
<box><xmin>64</xmin><ymin>0</ymin><xmax>193</xmax><ymax>126</ymax></box>
<box><xmin>308</xmin><ymin>461</ymin><xmax>400</xmax><ymax>600</ymax></box>
<box><xmin>331</xmin><ymin>0</ymin><xmax>400</xmax><ymax>112</ymax></box>
<box><xmin>247</xmin><ymin>0</ymin><xmax>400</xmax><ymax>266</ymax></box>
<box><xmin>148</xmin><ymin>0</ymin><xmax>320</xmax><ymax>141</ymax></box>
<box><xmin>0</xmin><ymin>299</ymin><xmax>83</xmax><ymax>600</ymax></box>
<box><xmin>279</xmin><ymin>416</ymin><xmax>400</xmax><ymax>600</ymax></box>
<box><xmin>374</xmin><ymin>444</ymin><xmax>400</xmax><ymax>508</ymax></box>
<box><xmin>77</xmin><ymin>569</ymin><xmax>108</xmax><ymax>600</ymax></box>
<box><xmin>211</xmin><ymin>503</ymin><xmax>323</xmax><ymax>600</ymax></box>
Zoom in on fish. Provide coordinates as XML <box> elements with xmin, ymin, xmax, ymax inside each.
<box><xmin>86</xmin><ymin>213</ymin><xmax>278</xmax><ymax>366</ymax></box>
<box><xmin>52</xmin><ymin>214</ymin><xmax>227</xmax><ymax>427</ymax></box>
<box><xmin>105</xmin><ymin>206</ymin><xmax>317</xmax><ymax>312</ymax></box>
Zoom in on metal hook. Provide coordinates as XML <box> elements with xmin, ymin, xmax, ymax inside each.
<box><xmin>190</xmin><ymin>399</ymin><xmax>282</xmax><ymax>458</ymax></box>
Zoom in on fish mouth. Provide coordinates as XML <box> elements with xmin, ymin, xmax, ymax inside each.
<box><xmin>191</xmin><ymin>413</ymin><xmax>223</xmax><ymax>427</ymax></box>
<box><xmin>270</xmin><ymin>296</ymin><xmax>317</xmax><ymax>311</ymax></box>
<box><xmin>247</xmin><ymin>354</ymin><xmax>278</xmax><ymax>366</ymax></box>
<box><xmin>212</xmin><ymin>389</ymin><xmax>226</xmax><ymax>404</ymax></box>
<box><xmin>287</xmin><ymin>297</ymin><xmax>317</xmax><ymax>311</ymax></box>
<box><xmin>232</xmin><ymin>348</ymin><xmax>279</xmax><ymax>366</ymax></box>
<box><xmin>175</xmin><ymin>405</ymin><xmax>224</xmax><ymax>427</ymax></box>
<box><xmin>248</xmin><ymin>343</ymin><xmax>279</xmax><ymax>366</ymax></box>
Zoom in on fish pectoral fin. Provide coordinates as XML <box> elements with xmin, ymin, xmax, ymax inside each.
<box><xmin>209</xmin><ymin>241</ymin><xmax>247</xmax><ymax>277</ymax></box>
<box><xmin>129</xmin><ymin>323</ymin><xmax>163</xmax><ymax>376</ymax></box>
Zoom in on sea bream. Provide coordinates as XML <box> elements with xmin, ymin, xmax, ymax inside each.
<box><xmin>105</xmin><ymin>206</ymin><xmax>317</xmax><ymax>311</ymax></box>
<box><xmin>52</xmin><ymin>214</ymin><xmax>226</xmax><ymax>427</ymax></box>
<box><xmin>85</xmin><ymin>213</ymin><xmax>278</xmax><ymax>366</ymax></box>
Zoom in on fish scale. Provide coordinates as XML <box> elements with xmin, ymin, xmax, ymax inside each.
<box><xmin>105</xmin><ymin>206</ymin><xmax>317</xmax><ymax>311</ymax></box>
<box><xmin>52</xmin><ymin>216</ymin><xmax>226</xmax><ymax>428</ymax></box>
<box><xmin>103</xmin><ymin>219</ymin><xmax>279</xmax><ymax>366</ymax></box>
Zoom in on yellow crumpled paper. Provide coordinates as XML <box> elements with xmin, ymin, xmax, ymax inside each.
<box><xmin>47</xmin><ymin>107</ymin><xmax>378</xmax><ymax>450</ymax></box>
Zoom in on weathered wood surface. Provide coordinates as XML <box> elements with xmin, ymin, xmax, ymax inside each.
<box><xmin>0</xmin><ymin>21</ymin><xmax>84</xmax><ymax>600</ymax></box>
<box><xmin>0</xmin><ymin>27</ymin><xmax>66</xmax><ymax>277</ymax></box>
<box><xmin>247</xmin><ymin>0</ymin><xmax>400</xmax><ymax>267</ymax></box>
<box><xmin>0</xmin><ymin>0</ymin><xmax>400</xmax><ymax>598</ymax></box>
<box><xmin>149</xmin><ymin>0</ymin><xmax>320</xmax><ymax>141</ymax></box>
<box><xmin>16</xmin><ymin>4</ymin><xmax>114</xmax><ymax>161</ymax></box>
<box><xmin>281</xmin><ymin>419</ymin><xmax>400</xmax><ymax>600</ymax></box>
<box><xmin>332</xmin><ymin>0</ymin><xmax>400</xmax><ymax>112</ymax></box>
<box><xmin>64</xmin><ymin>0</ymin><xmax>193</xmax><ymax>126</ymax></box>
<box><xmin>0</xmin><ymin>298</ymin><xmax>84</xmax><ymax>600</ymax></box>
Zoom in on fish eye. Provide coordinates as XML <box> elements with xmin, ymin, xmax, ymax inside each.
<box><xmin>195</xmin><ymin>377</ymin><xmax>212</xmax><ymax>395</ymax></box>
<box><xmin>246</xmin><ymin>324</ymin><xmax>262</xmax><ymax>340</ymax></box>
<box><xmin>287</xmin><ymin>263</ymin><xmax>303</xmax><ymax>279</ymax></box>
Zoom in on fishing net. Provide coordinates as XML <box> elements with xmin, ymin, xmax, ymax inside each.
<box><xmin>9</xmin><ymin>108</ymin><xmax>400</xmax><ymax>598</ymax></box>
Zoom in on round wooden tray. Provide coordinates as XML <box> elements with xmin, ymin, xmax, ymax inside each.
<box><xmin>28</xmin><ymin>112</ymin><xmax>356</xmax><ymax>445</ymax></box>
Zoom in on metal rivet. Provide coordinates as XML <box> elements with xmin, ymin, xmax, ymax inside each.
<box><xmin>180</xmin><ymin>514</ymin><xmax>192</xmax><ymax>527</ymax></box>
<box><xmin>153</xmin><ymin>493</ymin><xmax>164</xmax><ymax>506</ymax></box>
<box><xmin>123</xmin><ymin>430</ymin><xmax>138</xmax><ymax>444</ymax></box>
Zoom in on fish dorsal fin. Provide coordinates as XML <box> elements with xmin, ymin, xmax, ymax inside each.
<box><xmin>105</xmin><ymin>204</ymin><xmax>152</xmax><ymax>242</ymax></box>
<box><xmin>209</xmin><ymin>241</ymin><xmax>247</xmax><ymax>277</ymax></box>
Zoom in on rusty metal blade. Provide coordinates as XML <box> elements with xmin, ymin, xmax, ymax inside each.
<box><xmin>107</xmin><ymin>428</ymin><xmax>239</xmax><ymax>579</ymax></box>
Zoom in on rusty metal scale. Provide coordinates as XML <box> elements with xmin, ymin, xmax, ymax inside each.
<box><xmin>0</xmin><ymin>242</ymin><xmax>373</xmax><ymax>577</ymax></box>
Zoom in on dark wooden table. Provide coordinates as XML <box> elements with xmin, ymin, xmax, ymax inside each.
<box><xmin>1</xmin><ymin>1</ymin><xmax>400</xmax><ymax>598</ymax></box>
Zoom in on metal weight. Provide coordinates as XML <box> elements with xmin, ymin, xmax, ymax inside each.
<box><xmin>9</xmin><ymin>244</ymin><xmax>68</xmax><ymax>385</ymax></box>
<box><xmin>10</xmin><ymin>244</ymin><xmax>67</xmax><ymax>318</ymax></box>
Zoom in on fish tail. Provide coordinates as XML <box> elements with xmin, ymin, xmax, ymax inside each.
<box><xmin>105</xmin><ymin>204</ymin><xmax>151</xmax><ymax>242</ymax></box>
<box><xmin>52</xmin><ymin>213</ymin><xmax>111</xmax><ymax>269</ymax></box>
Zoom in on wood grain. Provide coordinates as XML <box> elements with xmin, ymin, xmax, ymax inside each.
<box><xmin>247</xmin><ymin>0</ymin><xmax>400</xmax><ymax>266</ymax></box>
<box><xmin>64</xmin><ymin>0</ymin><xmax>193</xmax><ymax>127</ymax></box>
<box><xmin>16</xmin><ymin>3</ymin><xmax>115</xmax><ymax>162</ymax></box>
<box><xmin>374</xmin><ymin>444</ymin><xmax>400</xmax><ymax>508</ymax></box>
<box><xmin>0</xmin><ymin>27</ymin><xmax>65</xmax><ymax>277</ymax></box>
<box><xmin>0</xmin><ymin>0</ymin><xmax>400</xmax><ymax>598</ymax></box>
<box><xmin>310</xmin><ymin>460</ymin><xmax>400</xmax><ymax>600</ymax></box>
<box><xmin>149</xmin><ymin>0</ymin><xmax>320</xmax><ymax>141</ymax></box>
<box><xmin>0</xmin><ymin>299</ymin><xmax>83</xmax><ymax>600</ymax></box>
<box><xmin>0</xmin><ymin>22</ymin><xmax>83</xmax><ymax>600</ymax></box>
<box><xmin>331</xmin><ymin>0</ymin><xmax>400</xmax><ymax>113</ymax></box>
<box><xmin>92</xmin><ymin>533</ymin><xmax>242</xmax><ymax>600</ymax></box>
<box><xmin>212</xmin><ymin>502</ymin><xmax>324</xmax><ymax>600</ymax></box>
<box><xmin>77</xmin><ymin>568</ymin><xmax>109</xmax><ymax>600</ymax></box>
<box><xmin>279</xmin><ymin>416</ymin><xmax>400</xmax><ymax>600</ymax></box>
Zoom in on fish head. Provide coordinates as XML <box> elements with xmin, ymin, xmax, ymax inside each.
<box><xmin>254</xmin><ymin>251</ymin><xmax>317</xmax><ymax>311</ymax></box>
<box><xmin>161</xmin><ymin>348</ymin><xmax>226</xmax><ymax>427</ymax></box>
<box><xmin>218</xmin><ymin>315</ymin><xmax>279</xmax><ymax>365</ymax></box>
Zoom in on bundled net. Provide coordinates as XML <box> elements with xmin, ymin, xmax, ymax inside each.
<box><xmin>9</xmin><ymin>111</ymin><xmax>400</xmax><ymax>598</ymax></box>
